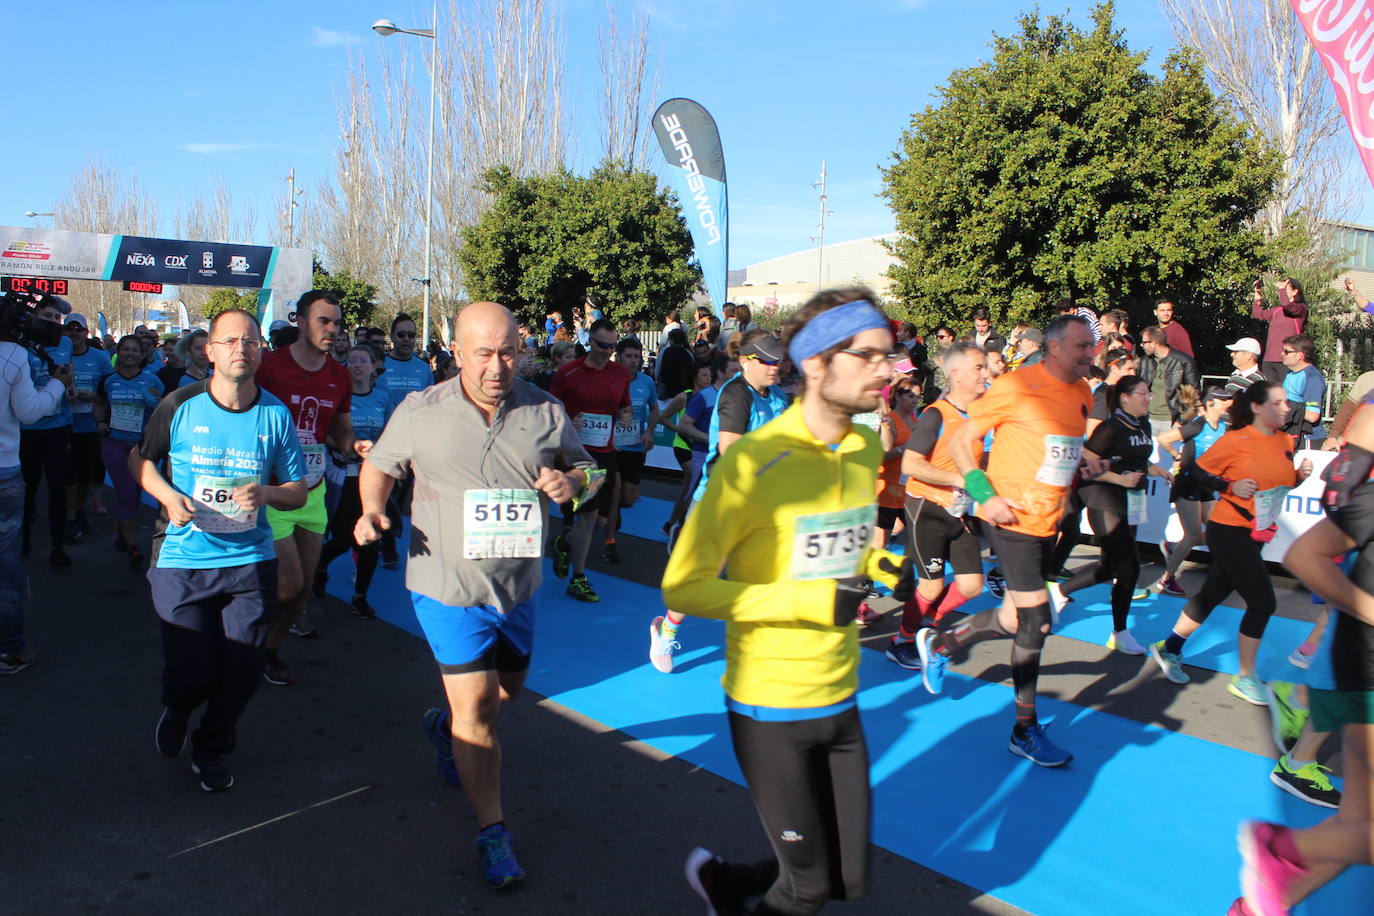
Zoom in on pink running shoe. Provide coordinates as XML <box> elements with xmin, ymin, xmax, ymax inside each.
<box><xmin>855</xmin><ymin>602</ymin><xmax>883</xmax><ymax>627</ymax></box>
<box><xmin>1227</xmin><ymin>898</ymin><xmax>1255</xmax><ymax>915</ymax></box>
<box><xmin>1238</xmin><ymin>820</ymin><xmax>1306</xmax><ymax>916</ymax></box>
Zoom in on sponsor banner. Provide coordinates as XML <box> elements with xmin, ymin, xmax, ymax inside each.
<box><xmin>652</xmin><ymin>98</ymin><xmax>728</xmax><ymax>312</ymax></box>
<box><xmin>1291</xmin><ymin>0</ymin><xmax>1374</xmax><ymax>187</ymax></box>
<box><xmin>110</xmin><ymin>235</ymin><xmax>274</xmax><ymax>288</ymax></box>
<box><xmin>0</xmin><ymin>227</ymin><xmax>109</xmax><ymax>280</ymax></box>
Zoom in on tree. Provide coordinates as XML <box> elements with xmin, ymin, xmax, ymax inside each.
<box><xmin>881</xmin><ymin>3</ymin><xmax>1282</xmax><ymax>365</ymax></box>
<box><xmin>200</xmin><ymin>288</ymin><xmax>261</xmax><ymax>323</ymax></box>
<box><xmin>458</xmin><ymin>162</ymin><xmax>700</xmax><ymax>326</ymax></box>
<box><xmin>312</xmin><ymin>259</ymin><xmax>378</xmax><ymax>329</ymax></box>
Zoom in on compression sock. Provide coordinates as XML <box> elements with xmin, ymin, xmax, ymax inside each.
<box><xmin>931</xmin><ymin>587</ymin><xmax>970</xmax><ymax>623</ymax></box>
<box><xmin>1164</xmin><ymin>630</ymin><xmax>1188</xmax><ymax>656</ymax></box>
<box><xmin>660</xmin><ymin>617</ymin><xmax>681</xmax><ymax>641</ymax></box>
<box><xmin>936</xmin><ymin>607</ymin><xmax>1012</xmax><ymax>657</ymax></box>
<box><xmin>901</xmin><ymin>589</ymin><xmax>942</xmax><ymax>638</ymax></box>
<box><xmin>1011</xmin><ymin>644</ymin><xmax>1043</xmax><ymax>737</ymax></box>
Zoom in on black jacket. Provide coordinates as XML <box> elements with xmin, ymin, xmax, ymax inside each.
<box><xmin>1140</xmin><ymin>349</ymin><xmax>1199</xmax><ymax>422</ymax></box>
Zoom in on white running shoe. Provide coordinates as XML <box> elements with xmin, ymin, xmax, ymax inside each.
<box><xmin>1107</xmin><ymin>629</ymin><xmax>1146</xmax><ymax>655</ymax></box>
<box><xmin>649</xmin><ymin>616</ymin><xmax>680</xmax><ymax>674</ymax></box>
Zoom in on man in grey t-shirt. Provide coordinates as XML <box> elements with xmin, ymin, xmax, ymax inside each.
<box><xmin>357</xmin><ymin>301</ymin><xmax>594</xmax><ymax>890</ymax></box>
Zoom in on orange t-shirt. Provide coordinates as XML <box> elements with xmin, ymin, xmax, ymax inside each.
<box><xmin>968</xmin><ymin>362</ymin><xmax>1093</xmax><ymax>538</ymax></box>
<box><xmin>905</xmin><ymin>399</ymin><xmax>985</xmax><ymax>509</ymax></box>
<box><xmin>877</xmin><ymin>412</ymin><xmax>914</xmax><ymax>509</ymax></box>
<box><xmin>1197</xmin><ymin>426</ymin><xmax>1299</xmax><ymax>529</ymax></box>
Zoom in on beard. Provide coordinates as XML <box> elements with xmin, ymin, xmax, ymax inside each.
<box><xmin>819</xmin><ymin>370</ymin><xmax>882</xmax><ymax>416</ymax></box>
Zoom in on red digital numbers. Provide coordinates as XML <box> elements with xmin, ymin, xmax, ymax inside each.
<box><xmin>0</xmin><ymin>277</ymin><xmax>69</xmax><ymax>295</ymax></box>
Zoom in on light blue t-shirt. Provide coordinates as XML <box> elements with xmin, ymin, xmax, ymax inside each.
<box><xmin>1283</xmin><ymin>364</ymin><xmax>1327</xmax><ymax>442</ymax></box>
<box><xmin>22</xmin><ymin>336</ymin><xmax>73</xmax><ymax>431</ymax></box>
<box><xmin>378</xmin><ymin>354</ymin><xmax>434</xmax><ymax>405</ymax></box>
<box><xmin>70</xmin><ymin>345</ymin><xmax>113</xmax><ymax>434</ymax></box>
<box><xmin>349</xmin><ymin>386</ymin><xmax>393</xmax><ymax>443</ymax></box>
<box><xmin>614</xmin><ymin>371</ymin><xmax>657</xmax><ymax>453</ymax></box>
<box><xmin>139</xmin><ymin>382</ymin><xmax>306</xmax><ymax>569</ymax></box>
<box><xmin>99</xmin><ymin>369</ymin><xmax>165</xmax><ymax>443</ymax></box>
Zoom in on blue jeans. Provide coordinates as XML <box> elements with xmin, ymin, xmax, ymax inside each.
<box><xmin>0</xmin><ymin>466</ymin><xmax>29</xmax><ymax>652</ymax></box>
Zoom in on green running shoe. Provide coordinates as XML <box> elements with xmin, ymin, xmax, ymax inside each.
<box><xmin>1228</xmin><ymin>673</ymin><xmax>1267</xmax><ymax>706</ymax></box>
<box><xmin>566</xmin><ymin>573</ymin><xmax>600</xmax><ymax>603</ymax></box>
<box><xmin>1270</xmin><ymin>756</ymin><xmax>1340</xmax><ymax>809</ymax></box>
<box><xmin>550</xmin><ymin>534</ymin><xmax>571</xmax><ymax>579</ymax></box>
<box><xmin>1265</xmin><ymin>681</ymin><xmax>1309</xmax><ymax>755</ymax></box>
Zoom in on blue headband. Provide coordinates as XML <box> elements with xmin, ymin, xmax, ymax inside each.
<box><xmin>788</xmin><ymin>299</ymin><xmax>888</xmax><ymax>365</ymax></box>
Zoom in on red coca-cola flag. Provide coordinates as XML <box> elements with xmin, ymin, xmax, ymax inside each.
<box><xmin>1292</xmin><ymin>0</ymin><xmax>1374</xmax><ymax>185</ymax></box>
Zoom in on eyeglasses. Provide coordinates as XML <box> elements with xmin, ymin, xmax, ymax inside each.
<box><xmin>743</xmin><ymin>354</ymin><xmax>780</xmax><ymax>366</ymax></box>
<box><xmin>210</xmin><ymin>337</ymin><xmax>263</xmax><ymax>352</ymax></box>
<box><xmin>837</xmin><ymin>348</ymin><xmax>903</xmax><ymax>368</ymax></box>
<box><xmin>935</xmin><ymin>333</ymin><xmax>953</xmax><ymax>341</ymax></box>
<box><xmin>1282</xmin><ymin>348</ymin><xmax>1298</xmax><ymax>355</ymax></box>
<box><xmin>394</xmin><ymin>331</ymin><xmax>417</xmax><ymax>339</ymax></box>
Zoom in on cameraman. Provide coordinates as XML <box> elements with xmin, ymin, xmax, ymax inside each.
<box><xmin>0</xmin><ymin>294</ymin><xmax>74</xmax><ymax>675</ymax></box>
<box><xmin>20</xmin><ymin>296</ymin><xmax>76</xmax><ymax>568</ymax></box>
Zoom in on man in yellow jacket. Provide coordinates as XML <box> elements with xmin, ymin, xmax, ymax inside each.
<box><xmin>663</xmin><ymin>287</ymin><xmax>912</xmax><ymax>916</ymax></box>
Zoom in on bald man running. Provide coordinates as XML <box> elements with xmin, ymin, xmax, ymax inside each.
<box><xmin>357</xmin><ymin>301</ymin><xmax>596</xmax><ymax>890</ymax></box>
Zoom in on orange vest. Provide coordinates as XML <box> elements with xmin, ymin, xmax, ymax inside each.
<box><xmin>905</xmin><ymin>399</ymin><xmax>984</xmax><ymax>509</ymax></box>
<box><xmin>877</xmin><ymin>411</ymin><xmax>914</xmax><ymax>508</ymax></box>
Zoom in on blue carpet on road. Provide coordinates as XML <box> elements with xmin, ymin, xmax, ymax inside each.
<box><xmin>324</xmin><ymin>521</ymin><xmax>1370</xmax><ymax>916</ymax></box>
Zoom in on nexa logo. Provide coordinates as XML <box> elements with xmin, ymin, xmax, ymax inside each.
<box><xmin>125</xmin><ymin>252</ymin><xmax>155</xmax><ymax>266</ymax></box>
<box><xmin>659</xmin><ymin>112</ymin><xmax>722</xmax><ymax>246</ymax></box>
<box><xmin>164</xmin><ymin>255</ymin><xmax>188</xmax><ymax>269</ymax></box>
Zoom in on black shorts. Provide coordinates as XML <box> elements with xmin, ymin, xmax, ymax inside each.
<box><xmin>579</xmin><ymin>451</ymin><xmax>619</xmax><ymax>515</ymax></box>
<box><xmin>905</xmin><ymin>496</ymin><xmax>983</xmax><ymax>580</ymax></box>
<box><xmin>1170</xmin><ymin>476</ymin><xmax>1216</xmax><ymax>503</ymax></box>
<box><xmin>876</xmin><ymin>506</ymin><xmax>902</xmax><ymax>532</ymax></box>
<box><xmin>984</xmin><ymin>526</ymin><xmax>1056</xmax><ymax>592</ymax></box>
<box><xmin>617</xmin><ymin>450</ymin><xmax>646</xmax><ymax>486</ymax></box>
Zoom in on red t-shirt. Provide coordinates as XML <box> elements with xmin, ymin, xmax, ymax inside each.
<box><xmin>549</xmin><ymin>358</ymin><xmax>631</xmax><ymax>453</ymax></box>
<box><xmin>255</xmin><ymin>346</ymin><xmax>353</xmax><ymax>446</ymax></box>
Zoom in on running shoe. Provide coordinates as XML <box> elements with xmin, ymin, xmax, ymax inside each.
<box><xmin>1106</xmin><ymin>629</ymin><xmax>1146</xmax><ymax>655</ymax></box>
<box><xmin>155</xmin><ymin>707</ymin><xmax>188</xmax><ymax>758</ymax></box>
<box><xmin>1154</xmin><ymin>574</ymin><xmax>1187</xmax><ymax>597</ymax></box>
<box><xmin>474</xmin><ymin>823</ymin><xmax>525</xmax><ymax>889</ymax></box>
<box><xmin>1287</xmin><ymin>643</ymin><xmax>1316</xmax><ymax>670</ymax></box>
<box><xmin>1149</xmin><ymin>640</ymin><xmax>1189</xmax><ymax>684</ymax></box>
<box><xmin>684</xmin><ymin>847</ymin><xmax>747</xmax><ymax>916</ymax></box>
<box><xmin>986</xmin><ymin>568</ymin><xmax>1005</xmax><ymax>599</ymax></box>
<box><xmin>1131</xmin><ymin>587</ymin><xmax>1151</xmax><ymax>601</ymax></box>
<box><xmin>601</xmin><ymin>541</ymin><xmax>620</xmax><ymax>563</ymax></box>
<box><xmin>1046</xmin><ymin>581</ymin><xmax>1070</xmax><ymax>626</ymax></box>
<box><xmin>1238</xmin><ymin>820</ymin><xmax>1308</xmax><ymax>916</ymax></box>
<box><xmin>350</xmin><ymin>595</ymin><xmax>377</xmax><ymax>620</ymax></box>
<box><xmin>0</xmin><ymin>648</ymin><xmax>37</xmax><ymax>676</ymax></box>
<box><xmin>1227</xmin><ymin>898</ymin><xmax>1256</xmax><ymax>916</ymax></box>
<box><xmin>48</xmin><ymin>547</ymin><xmax>71</xmax><ymax>569</ymax></box>
<box><xmin>1265</xmin><ymin>682</ymin><xmax>1308</xmax><ymax>755</ymax></box>
<box><xmin>566</xmin><ymin>573</ymin><xmax>600</xmax><ymax>603</ymax></box>
<box><xmin>191</xmin><ymin>755</ymin><xmax>234</xmax><ymax>792</ymax></box>
<box><xmin>916</xmin><ymin>628</ymin><xmax>947</xmax><ymax>695</ymax></box>
<box><xmin>1270</xmin><ymin>756</ymin><xmax>1341</xmax><ymax>809</ymax></box>
<box><xmin>262</xmin><ymin>655</ymin><xmax>296</xmax><ymax>686</ymax></box>
<box><xmin>885</xmin><ymin>638</ymin><xmax>921</xmax><ymax>671</ymax></box>
<box><xmin>648</xmin><ymin>616</ymin><xmax>680</xmax><ymax>674</ymax></box>
<box><xmin>855</xmin><ymin>601</ymin><xmax>883</xmax><ymax>627</ymax></box>
<box><xmin>1229</xmin><ymin>673</ymin><xmax>1267</xmax><ymax>707</ymax></box>
<box><xmin>422</xmin><ymin>707</ymin><xmax>461</xmax><ymax>787</ymax></box>
<box><xmin>1051</xmin><ymin>568</ymin><xmax>1073</xmax><ymax>582</ymax></box>
<box><xmin>1008</xmin><ymin>724</ymin><xmax>1073</xmax><ymax>767</ymax></box>
<box><xmin>288</xmin><ymin>622</ymin><xmax>321</xmax><ymax>639</ymax></box>
<box><xmin>550</xmin><ymin>534</ymin><xmax>571</xmax><ymax>580</ymax></box>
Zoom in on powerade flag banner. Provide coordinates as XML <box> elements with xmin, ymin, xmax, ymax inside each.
<box><xmin>177</xmin><ymin>302</ymin><xmax>190</xmax><ymax>332</ymax></box>
<box><xmin>1291</xmin><ymin>0</ymin><xmax>1374</xmax><ymax>187</ymax></box>
<box><xmin>652</xmin><ymin>98</ymin><xmax>728</xmax><ymax>312</ymax></box>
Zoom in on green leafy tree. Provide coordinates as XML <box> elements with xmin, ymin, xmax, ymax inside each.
<box><xmin>311</xmin><ymin>258</ymin><xmax>378</xmax><ymax>329</ymax></box>
<box><xmin>458</xmin><ymin>161</ymin><xmax>701</xmax><ymax>328</ymax></box>
<box><xmin>199</xmin><ymin>288</ymin><xmax>260</xmax><ymax>323</ymax></box>
<box><xmin>881</xmin><ymin>2</ymin><xmax>1283</xmax><ymax>370</ymax></box>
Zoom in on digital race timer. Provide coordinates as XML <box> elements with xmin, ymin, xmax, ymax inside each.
<box><xmin>0</xmin><ymin>276</ymin><xmax>69</xmax><ymax>296</ymax></box>
<box><xmin>122</xmin><ymin>280</ymin><xmax>165</xmax><ymax>294</ymax></box>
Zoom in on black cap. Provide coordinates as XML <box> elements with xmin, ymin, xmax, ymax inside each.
<box><xmin>739</xmin><ymin>335</ymin><xmax>784</xmax><ymax>361</ymax></box>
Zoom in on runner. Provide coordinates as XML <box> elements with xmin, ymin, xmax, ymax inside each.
<box><xmin>874</xmin><ymin>376</ymin><xmax>920</xmax><ymax>550</ymax></box>
<box><xmin>601</xmin><ymin>338</ymin><xmax>658</xmax><ymax>563</ymax></box>
<box><xmin>64</xmin><ymin>313</ymin><xmax>112</xmax><ymax>541</ymax></box>
<box><xmin>20</xmin><ymin>295</ymin><xmax>75</xmax><ymax>568</ymax></box>
<box><xmin>914</xmin><ymin>315</ymin><xmax>1099</xmax><ymax>768</ymax></box>
<box><xmin>357</xmin><ymin>301</ymin><xmax>594</xmax><ymax>889</ymax></box>
<box><xmin>886</xmin><ymin>342</ymin><xmax>988</xmax><ymax>671</ymax></box>
<box><xmin>548</xmin><ymin>318</ymin><xmax>633</xmax><ymax>603</ymax></box>
<box><xmin>255</xmin><ymin>290</ymin><xmax>359</xmax><ymax>684</ymax></box>
<box><xmin>95</xmin><ymin>335</ymin><xmax>165</xmax><ymax>567</ymax></box>
<box><xmin>134</xmin><ymin>308</ymin><xmax>308</xmax><ymax>792</ymax></box>
<box><xmin>1149</xmin><ymin>381</ymin><xmax>1313</xmax><ymax>704</ymax></box>
<box><xmin>656</xmin><ymin>359</ymin><xmax>717</xmax><ymax>540</ymax></box>
<box><xmin>1232</xmin><ymin>404</ymin><xmax>1374</xmax><ymax>914</ymax></box>
<box><xmin>1049</xmin><ymin>375</ymin><xmax>1173</xmax><ymax>654</ymax></box>
<box><xmin>664</xmin><ymin>288</ymin><xmax>912</xmax><ymax>916</ymax></box>
<box><xmin>377</xmin><ymin>313</ymin><xmax>434</xmax><ymax>403</ymax></box>
<box><xmin>314</xmin><ymin>344</ymin><xmax>393</xmax><ymax>618</ymax></box>
<box><xmin>156</xmin><ymin>329</ymin><xmax>211</xmax><ymax>392</ymax></box>
<box><xmin>650</xmin><ymin>331</ymin><xmax>789</xmax><ymax>673</ymax></box>
<box><xmin>1154</xmin><ymin>386</ymin><xmax>1232</xmax><ymax>596</ymax></box>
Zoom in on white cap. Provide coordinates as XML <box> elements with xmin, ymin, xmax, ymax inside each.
<box><xmin>1226</xmin><ymin>337</ymin><xmax>1262</xmax><ymax>356</ymax></box>
<box><xmin>65</xmin><ymin>312</ymin><xmax>89</xmax><ymax>329</ymax></box>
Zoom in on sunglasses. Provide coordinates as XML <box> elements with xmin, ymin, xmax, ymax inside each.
<box><xmin>743</xmin><ymin>354</ymin><xmax>780</xmax><ymax>366</ymax></box>
<box><xmin>592</xmin><ymin>338</ymin><xmax>616</xmax><ymax>350</ymax></box>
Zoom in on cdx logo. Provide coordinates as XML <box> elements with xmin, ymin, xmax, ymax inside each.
<box><xmin>163</xmin><ymin>254</ymin><xmax>188</xmax><ymax>269</ymax></box>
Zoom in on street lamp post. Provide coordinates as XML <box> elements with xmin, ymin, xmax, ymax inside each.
<box><xmin>373</xmin><ymin>5</ymin><xmax>438</xmax><ymax>349</ymax></box>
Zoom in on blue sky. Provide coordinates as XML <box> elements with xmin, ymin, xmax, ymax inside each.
<box><xmin>1</xmin><ymin>0</ymin><xmax>1364</xmax><ymax>270</ymax></box>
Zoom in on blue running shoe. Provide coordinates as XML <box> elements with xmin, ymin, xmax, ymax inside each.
<box><xmin>422</xmin><ymin>707</ymin><xmax>461</xmax><ymax>787</ymax></box>
<box><xmin>885</xmin><ymin>638</ymin><xmax>921</xmax><ymax>670</ymax></box>
<box><xmin>475</xmin><ymin>824</ymin><xmax>525</xmax><ymax>888</ymax></box>
<box><xmin>916</xmin><ymin>627</ymin><xmax>947</xmax><ymax>695</ymax></box>
<box><xmin>1008</xmin><ymin>724</ymin><xmax>1073</xmax><ymax>767</ymax></box>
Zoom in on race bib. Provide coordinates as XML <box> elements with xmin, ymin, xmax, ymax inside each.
<box><xmin>463</xmin><ymin>489</ymin><xmax>542</xmax><ymax>559</ymax></box>
<box><xmin>302</xmin><ymin>443</ymin><xmax>326</xmax><ymax>488</ymax></box>
<box><xmin>578</xmin><ymin>413</ymin><xmax>612</xmax><ymax>448</ymax></box>
<box><xmin>1036</xmin><ymin>434</ymin><xmax>1082</xmax><ymax>487</ymax></box>
<box><xmin>613</xmin><ymin>407</ymin><xmax>645</xmax><ymax>449</ymax></box>
<box><xmin>791</xmin><ymin>504</ymin><xmax>876</xmax><ymax>581</ymax></box>
<box><xmin>944</xmin><ymin>487</ymin><xmax>973</xmax><ymax>518</ymax></box>
<box><xmin>851</xmin><ymin>412</ymin><xmax>882</xmax><ymax>432</ymax></box>
<box><xmin>192</xmin><ymin>475</ymin><xmax>258</xmax><ymax>534</ymax></box>
<box><xmin>110</xmin><ymin>403</ymin><xmax>144</xmax><ymax>434</ymax></box>
<box><xmin>72</xmin><ymin>390</ymin><xmax>94</xmax><ymax>415</ymax></box>
<box><xmin>1253</xmin><ymin>486</ymin><xmax>1291</xmax><ymax>531</ymax></box>
<box><xmin>1127</xmin><ymin>488</ymin><xmax>1148</xmax><ymax>526</ymax></box>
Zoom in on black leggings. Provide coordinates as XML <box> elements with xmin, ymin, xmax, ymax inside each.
<box><xmin>728</xmin><ymin>707</ymin><xmax>870</xmax><ymax>915</ymax></box>
<box><xmin>1049</xmin><ymin>490</ymin><xmax>1083</xmax><ymax>575</ymax></box>
<box><xmin>1061</xmin><ymin>507</ymin><xmax>1139</xmax><ymax>631</ymax></box>
<box><xmin>318</xmin><ymin>476</ymin><xmax>380</xmax><ymax>597</ymax></box>
<box><xmin>21</xmin><ymin>426</ymin><xmax>71</xmax><ymax>550</ymax></box>
<box><xmin>1183</xmin><ymin>521</ymin><xmax>1275</xmax><ymax>640</ymax></box>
